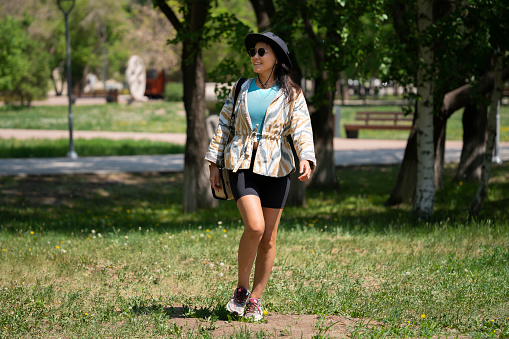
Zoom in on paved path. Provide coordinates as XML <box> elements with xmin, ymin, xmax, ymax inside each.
<box><xmin>0</xmin><ymin>129</ymin><xmax>507</xmax><ymax>175</ymax></box>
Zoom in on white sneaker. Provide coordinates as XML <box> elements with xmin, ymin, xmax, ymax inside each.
<box><xmin>226</xmin><ymin>286</ymin><xmax>250</xmax><ymax>316</ymax></box>
<box><xmin>245</xmin><ymin>298</ymin><xmax>263</xmax><ymax>321</ymax></box>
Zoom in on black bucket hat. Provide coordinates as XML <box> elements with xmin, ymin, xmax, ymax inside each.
<box><xmin>244</xmin><ymin>32</ymin><xmax>292</xmax><ymax>69</ymax></box>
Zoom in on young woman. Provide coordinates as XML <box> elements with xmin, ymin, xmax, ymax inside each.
<box><xmin>205</xmin><ymin>32</ymin><xmax>316</xmax><ymax>321</ymax></box>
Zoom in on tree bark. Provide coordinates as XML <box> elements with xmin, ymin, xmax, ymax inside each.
<box><xmin>387</xmin><ymin>66</ymin><xmax>509</xmax><ymax>206</ymax></box>
<box><xmin>309</xmin><ymin>81</ymin><xmax>336</xmax><ymax>188</ymax></box>
<box><xmin>455</xmin><ymin>102</ymin><xmax>487</xmax><ymax>182</ymax></box>
<box><xmin>300</xmin><ymin>6</ymin><xmax>337</xmax><ymax>189</ymax></box>
<box><xmin>470</xmin><ymin>52</ymin><xmax>503</xmax><ymax>216</ymax></box>
<box><xmin>413</xmin><ymin>0</ymin><xmax>435</xmax><ymax>219</ymax></box>
<box><xmin>249</xmin><ymin>0</ymin><xmax>274</xmax><ymax>31</ymax></box>
<box><xmin>155</xmin><ymin>0</ymin><xmax>217</xmax><ymax>213</ymax></box>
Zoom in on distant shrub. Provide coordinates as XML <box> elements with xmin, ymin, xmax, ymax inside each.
<box><xmin>0</xmin><ymin>16</ymin><xmax>50</xmax><ymax>107</ymax></box>
<box><xmin>164</xmin><ymin>82</ymin><xmax>183</xmax><ymax>102</ymax></box>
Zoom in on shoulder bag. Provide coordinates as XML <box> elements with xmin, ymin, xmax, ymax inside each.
<box><xmin>211</xmin><ymin>77</ymin><xmax>246</xmax><ymax>200</ymax></box>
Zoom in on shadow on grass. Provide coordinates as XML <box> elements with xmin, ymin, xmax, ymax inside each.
<box><xmin>1</xmin><ymin>164</ymin><xmax>508</xmax><ymax>235</ymax></box>
<box><xmin>131</xmin><ymin>303</ymin><xmax>233</xmax><ymax>322</ymax></box>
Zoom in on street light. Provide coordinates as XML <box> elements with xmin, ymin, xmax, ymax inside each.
<box><xmin>57</xmin><ymin>0</ymin><xmax>78</xmax><ymax>159</ymax></box>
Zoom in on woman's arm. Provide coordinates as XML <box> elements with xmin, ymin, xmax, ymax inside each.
<box><xmin>204</xmin><ymin>80</ymin><xmax>239</xmax><ymax>165</ymax></box>
<box><xmin>209</xmin><ymin>162</ymin><xmax>223</xmax><ymax>190</ymax></box>
<box><xmin>289</xmin><ymin>92</ymin><xmax>317</xmax><ymax>171</ymax></box>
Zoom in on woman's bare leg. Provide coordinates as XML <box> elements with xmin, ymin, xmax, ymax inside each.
<box><xmin>250</xmin><ymin>207</ymin><xmax>282</xmax><ymax>299</ymax></box>
<box><xmin>236</xmin><ymin>195</ymin><xmax>265</xmax><ymax>290</ymax></box>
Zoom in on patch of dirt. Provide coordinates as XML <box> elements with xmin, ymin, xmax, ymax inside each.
<box><xmin>167</xmin><ymin>306</ymin><xmax>367</xmax><ymax>338</ymax></box>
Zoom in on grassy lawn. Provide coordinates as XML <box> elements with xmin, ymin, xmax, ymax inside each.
<box><xmin>0</xmin><ymin>101</ymin><xmax>187</xmax><ymax>133</ymax></box>
<box><xmin>1</xmin><ymin>163</ymin><xmax>508</xmax><ymax>338</ymax></box>
<box><xmin>0</xmin><ymin>138</ymin><xmax>185</xmax><ymax>158</ymax></box>
<box><xmin>1</xmin><ymin>101</ymin><xmax>508</xmax><ymax>158</ymax></box>
<box><xmin>1</xmin><ymin>100</ymin><xmax>508</xmax><ymax>142</ymax></box>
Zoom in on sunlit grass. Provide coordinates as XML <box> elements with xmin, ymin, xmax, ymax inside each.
<box><xmin>0</xmin><ymin>101</ymin><xmax>186</xmax><ymax>133</ymax></box>
<box><xmin>0</xmin><ymin>138</ymin><xmax>184</xmax><ymax>158</ymax></box>
<box><xmin>1</xmin><ymin>101</ymin><xmax>507</xmax><ymax>142</ymax></box>
<box><xmin>1</xmin><ymin>164</ymin><xmax>508</xmax><ymax>338</ymax></box>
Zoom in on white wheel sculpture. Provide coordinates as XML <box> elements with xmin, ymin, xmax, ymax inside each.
<box><xmin>125</xmin><ymin>55</ymin><xmax>147</xmax><ymax>101</ymax></box>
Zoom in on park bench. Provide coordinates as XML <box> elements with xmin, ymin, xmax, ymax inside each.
<box><xmin>344</xmin><ymin>111</ymin><xmax>413</xmax><ymax>138</ymax></box>
<box><xmin>73</xmin><ymin>89</ymin><xmax>119</xmax><ymax>103</ymax></box>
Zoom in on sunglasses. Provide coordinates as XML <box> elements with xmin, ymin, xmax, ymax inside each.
<box><xmin>248</xmin><ymin>48</ymin><xmax>268</xmax><ymax>57</ymax></box>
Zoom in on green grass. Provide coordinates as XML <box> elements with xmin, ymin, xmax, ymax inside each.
<box><xmin>1</xmin><ymin>101</ymin><xmax>507</xmax><ymax>142</ymax></box>
<box><xmin>0</xmin><ymin>138</ymin><xmax>185</xmax><ymax>158</ymax></box>
<box><xmin>0</xmin><ymin>101</ymin><xmax>186</xmax><ymax>133</ymax></box>
<box><xmin>1</xmin><ymin>164</ymin><xmax>508</xmax><ymax>338</ymax></box>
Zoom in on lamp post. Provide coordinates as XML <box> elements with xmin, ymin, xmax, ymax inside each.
<box><xmin>57</xmin><ymin>0</ymin><xmax>78</xmax><ymax>159</ymax></box>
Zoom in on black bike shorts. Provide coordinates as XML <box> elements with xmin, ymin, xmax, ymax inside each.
<box><xmin>229</xmin><ymin>151</ymin><xmax>291</xmax><ymax>209</ymax></box>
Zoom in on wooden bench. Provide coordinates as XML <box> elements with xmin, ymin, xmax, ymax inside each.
<box><xmin>73</xmin><ymin>89</ymin><xmax>119</xmax><ymax>103</ymax></box>
<box><xmin>344</xmin><ymin>111</ymin><xmax>413</xmax><ymax>138</ymax></box>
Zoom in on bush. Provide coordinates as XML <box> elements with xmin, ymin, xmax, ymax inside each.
<box><xmin>164</xmin><ymin>82</ymin><xmax>183</xmax><ymax>102</ymax></box>
<box><xmin>0</xmin><ymin>16</ymin><xmax>50</xmax><ymax>106</ymax></box>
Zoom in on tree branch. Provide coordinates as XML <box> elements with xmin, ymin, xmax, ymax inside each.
<box><xmin>300</xmin><ymin>4</ymin><xmax>320</xmax><ymax>46</ymax></box>
<box><xmin>153</xmin><ymin>0</ymin><xmax>183</xmax><ymax>32</ymax></box>
<box><xmin>441</xmin><ymin>66</ymin><xmax>509</xmax><ymax>117</ymax></box>
<box><xmin>249</xmin><ymin>0</ymin><xmax>272</xmax><ymax>30</ymax></box>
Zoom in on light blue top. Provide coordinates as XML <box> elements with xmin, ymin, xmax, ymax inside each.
<box><xmin>247</xmin><ymin>80</ymin><xmax>279</xmax><ymax>141</ymax></box>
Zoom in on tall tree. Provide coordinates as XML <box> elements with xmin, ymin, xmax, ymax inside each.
<box><xmin>470</xmin><ymin>52</ymin><xmax>504</xmax><ymax>216</ymax></box>
<box><xmin>468</xmin><ymin>0</ymin><xmax>509</xmax><ymax>215</ymax></box>
<box><xmin>384</xmin><ymin>0</ymin><xmax>509</xmax><ymax>211</ymax></box>
<box><xmin>413</xmin><ymin>0</ymin><xmax>435</xmax><ymax>219</ymax></box>
<box><xmin>455</xmin><ymin>102</ymin><xmax>487</xmax><ymax>182</ymax></box>
<box><xmin>276</xmin><ymin>0</ymin><xmax>385</xmax><ymax>189</ymax></box>
<box><xmin>154</xmin><ymin>0</ymin><xmax>217</xmax><ymax>212</ymax></box>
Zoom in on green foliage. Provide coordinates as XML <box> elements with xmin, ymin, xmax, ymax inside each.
<box><xmin>0</xmin><ymin>16</ymin><xmax>50</xmax><ymax>105</ymax></box>
<box><xmin>164</xmin><ymin>82</ymin><xmax>183</xmax><ymax>101</ymax></box>
<box><xmin>378</xmin><ymin>0</ymin><xmax>508</xmax><ymax>111</ymax></box>
<box><xmin>53</xmin><ymin>0</ymin><xmax>132</xmax><ymax>87</ymax></box>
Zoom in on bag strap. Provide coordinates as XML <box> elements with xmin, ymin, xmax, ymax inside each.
<box><xmin>233</xmin><ymin>77</ymin><xmax>246</xmax><ymax>110</ymax></box>
<box><xmin>228</xmin><ymin>77</ymin><xmax>247</xmax><ymax>141</ymax></box>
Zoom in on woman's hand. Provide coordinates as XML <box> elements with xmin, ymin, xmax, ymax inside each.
<box><xmin>209</xmin><ymin>163</ymin><xmax>222</xmax><ymax>191</ymax></box>
<box><xmin>298</xmin><ymin>160</ymin><xmax>312</xmax><ymax>182</ymax></box>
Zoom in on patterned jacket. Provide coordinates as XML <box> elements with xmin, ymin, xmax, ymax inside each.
<box><xmin>205</xmin><ymin>78</ymin><xmax>316</xmax><ymax>177</ymax></box>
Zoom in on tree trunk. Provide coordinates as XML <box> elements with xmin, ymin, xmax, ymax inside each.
<box><xmin>309</xmin><ymin>82</ymin><xmax>336</xmax><ymax>188</ymax></box>
<box><xmin>182</xmin><ymin>2</ymin><xmax>216</xmax><ymax>213</ymax></box>
<box><xmin>413</xmin><ymin>0</ymin><xmax>435</xmax><ymax>219</ymax></box>
<box><xmin>470</xmin><ymin>52</ymin><xmax>503</xmax><ymax>216</ymax></box>
<box><xmin>455</xmin><ymin>102</ymin><xmax>487</xmax><ymax>181</ymax></box>
<box><xmin>155</xmin><ymin>0</ymin><xmax>216</xmax><ymax>213</ymax></box>
<box><xmin>299</xmin><ymin>6</ymin><xmax>337</xmax><ymax>189</ymax></box>
<box><xmin>433</xmin><ymin>111</ymin><xmax>446</xmax><ymax>190</ymax></box>
<box><xmin>387</xmin><ymin>66</ymin><xmax>509</xmax><ymax>206</ymax></box>
<box><xmin>386</xmin><ymin>121</ymin><xmax>418</xmax><ymax>206</ymax></box>
<box><xmin>249</xmin><ymin>0</ymin><xmax>274</xmax><ymax>31</ymax></box>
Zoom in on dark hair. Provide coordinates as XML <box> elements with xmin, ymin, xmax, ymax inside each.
<box><xmin>274</xmin><ymin>56</ymin><xmax>303</xmax><ymax>105</ymax></box>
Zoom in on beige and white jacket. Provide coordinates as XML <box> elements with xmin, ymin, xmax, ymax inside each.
<box><xmin>205</xmin><ymin>78</ymin><xmax>316</xmax><ymax>177</ymax></box>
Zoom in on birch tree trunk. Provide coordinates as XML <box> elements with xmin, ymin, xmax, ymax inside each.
<box><xmin>413</xmin><ymin>0</ymin><xmax>435</xmax><ymax>219</ymax></box>
<box><xmin>470</xmin><ymin>52</ymin><xmax>503</xmax><ymax>216</ymax></box>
